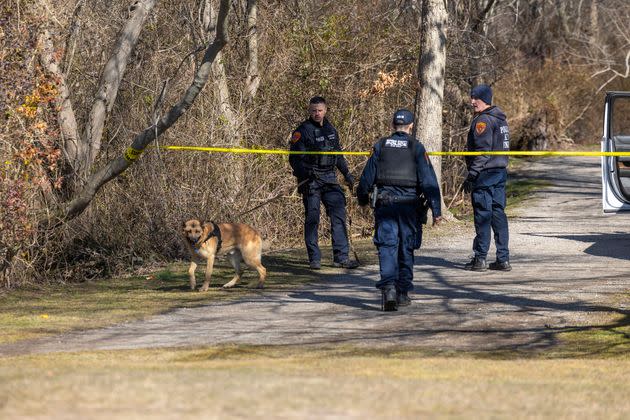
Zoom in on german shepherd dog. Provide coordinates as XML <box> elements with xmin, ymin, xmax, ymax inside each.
<box><xmin>182</xmin><ymin>219</ymin><xmax>267</xmax><ymax>291</ymax></box>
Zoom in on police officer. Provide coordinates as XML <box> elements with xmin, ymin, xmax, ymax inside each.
<box><xmin>462</xmin><ymin>84</ymin><xmax>512</xmax><ymax>271</ymax></box>
<box><xmin>357</xmin><ymin>109</ymin><xmax>442</xmax><ymax>311</ymax></box>
<box><xmin>289</xmin><ymin>96</ymin><xmax>359</xmax><ymax>270</ymax></box>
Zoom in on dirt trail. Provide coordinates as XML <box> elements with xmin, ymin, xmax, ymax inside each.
<box><xmin>1</xmin><ymin>157</ymin><xmax>628</xmax><ymax>355</ymax></box>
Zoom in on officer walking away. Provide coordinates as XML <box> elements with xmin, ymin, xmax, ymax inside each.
<box><xmin>357</xmin><ymin>109</ymin><xmax>443</xmax><ymax>311</ymax></box>
<box><xmin>462</xmin><ymin>84</ymin><xmax>511</xmax><ymax>272</ymax></box>
<box><xmin>289</xmin><ymin>96</ymin><xmax>359</xmax><ymax>270</ymax></box>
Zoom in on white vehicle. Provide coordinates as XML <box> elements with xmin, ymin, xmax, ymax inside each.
<box><xmin>601</xmin><ymin>91</ymin><xmax>630</xmax><ymax>212</ymax></box>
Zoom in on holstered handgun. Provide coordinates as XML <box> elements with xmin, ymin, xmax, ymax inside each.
<box><xmin>417</xmin><ymin>193</ymin><xmax>429</xmax><ymax>225</ymax></box>
<box><xmin>370</xmin><ymin>185</ymin><xmax>378</xmax><ymax>209</ymax></box>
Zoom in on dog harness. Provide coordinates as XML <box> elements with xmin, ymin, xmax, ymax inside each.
<box><xmin>200</xmin><ymin>222</ymin><xmax>222</xmax><ymax>253</ymax></box>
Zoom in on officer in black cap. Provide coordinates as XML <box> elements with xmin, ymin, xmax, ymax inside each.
<box><xmin>289</xmin><ymin>96</ymin><xmax>359</xmax><ymax>270</ymax></box>
<box><xmin>462</xmin><ymin>84</ymin><xmax>511</xmax><ymax>271</ymax></box>
<box><xmin>357</xmin><ymin>109</ymin><xmax>443</xmax><ymax>311</ymax></box>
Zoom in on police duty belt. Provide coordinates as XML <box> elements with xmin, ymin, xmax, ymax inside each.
<box><xmin>374</xmin><ymin>193</ymin><xmax>422</xmax><ymax>206</ymax></box>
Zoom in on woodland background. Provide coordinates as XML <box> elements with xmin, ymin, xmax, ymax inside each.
<box><xmin>1</xmin><ymin>0</ymin><xmax>630</xmax><ymax>287</ymax></box>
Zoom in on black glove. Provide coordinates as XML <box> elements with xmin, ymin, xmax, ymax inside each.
<box><xmin>344</xmin><ymin>174</ymin><xmax>355</xmax><ymax>193</ymax></box>
<box><xmin>462</xmin><ymin>173</ymin><xmax>478</xmax><ymax>194</ymax></box>
<box><xmin>462</xmin><ymin>179</ymin><xmax>473</xmax><ymax>194</ymax></box>
<box><xmin>297</xmin><ymin>170</ymin><xmax>314</xmax><ymax>194</ymax></box>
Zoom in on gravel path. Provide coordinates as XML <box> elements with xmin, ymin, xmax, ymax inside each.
<box><xmin>2</xmin><ymin>157</ymin><xmax>628</xmax><ymax>355</ymax></box>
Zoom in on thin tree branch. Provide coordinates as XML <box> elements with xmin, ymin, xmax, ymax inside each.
<box><xmin>38</xmin><ymin>29</ymin><xmax>82</xmax><ymax>173</ymax></box>
<box><xmin>61</xmin><ymin>0</ymin><xmax>86</xmax><ymax>74</ymax></box>
<box><xmin>82</xmin><ymin>0</ymin><xmax>157</xmax><ymax>177</ymax></box>
<box><xmin>594</xmin><ymin>49</ymin><xmax>630</xmax><ymax>93</ymax></box>
<box><xmin>61</xmin><ymin>0</ymin><xmax>231</xmax><ymax>222</ymax></box>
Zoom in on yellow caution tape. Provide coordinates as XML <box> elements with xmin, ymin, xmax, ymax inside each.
<box><xmin>156</xmin><ymin>145</ymin><xmax>368</xmax><ymax>155</ymax></box>
<box><xmin>124</xmin><ymin>146</ymin><xmax>144</xmax><ymax>162</ymax></box>
<box><xmin>429</xmin><ymin>151</ymin><xmax>626</xmax><ymax>156</ymax></box>
<box><xmin>153</xmin><ymin>145</ymin><xmax>630</xmax><ymax>157</ymax></box>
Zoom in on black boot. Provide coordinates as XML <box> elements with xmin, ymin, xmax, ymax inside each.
<box><xmin>489</xmin><ymin>260</ymin><xmax>512</xmax><ymax>271</ymax></box>
<box><xmin>333</xmin><ymin>259</ymin><xmax>359</xmax><ymax>269</ymax></box>
<box><xmin>464</xmin><ymin>256</ymin><xmax>487</xmax><ymax>271</ymax></box>
<box><xmin>381</xmin><ymin>288</ymin><xmax>398</xmax><ymax>312</ymax></box>
<box><xmin>396</xmin><ymin>291</ymin><xmax>411</xmax><ymax>307</ymax></box>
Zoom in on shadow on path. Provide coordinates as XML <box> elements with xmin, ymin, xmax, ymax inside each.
<box><xmin>523</xmin><ymin>231</ymin><xmax>630</xmax><ymax>261</ymax></box>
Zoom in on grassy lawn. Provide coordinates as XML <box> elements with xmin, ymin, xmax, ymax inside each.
<box><xmin>0</xmin><ymin>242</ymin><xmax>379</xmax><ymax>346</ymax></box>
<box><xmin>1</xmin><ymin>345</ymin><xmax>628</xmax><ymax>419</ymax></box>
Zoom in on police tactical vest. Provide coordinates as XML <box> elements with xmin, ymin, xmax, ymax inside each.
<box><xmin>304</xmin><ymin>124</ymin><xmax>337</xmax><ymax>170</ymax></box>
<box><xmin>375</xmin><ymin>136</ymin><xmax>418</xmax><ymax>187</ymax></box>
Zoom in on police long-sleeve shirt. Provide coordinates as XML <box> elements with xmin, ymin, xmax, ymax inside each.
<box><xmin>357</xmin><ymin>132</ymin><xmax>442</xmax><ymax>218</ymax></box>
<box><xmin>289</xmin><ymin>117</ymin><xmax>351</xmax><ymax>184</ymax></box>
<box><xmin>465</xmin><ymin>106</ymin><xmax>510</xmax><ymax>178</ymax></box>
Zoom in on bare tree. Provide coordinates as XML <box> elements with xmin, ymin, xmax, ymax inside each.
<box><xmin>38</xmin><ymin>29</ymin><xmax>83</xmax><ymax>177</ymax></box>
<box><xmin>244</xmin><ymin>0</ymin><xmax>260</xmax><ymax>100</ymax></box>
<box><xmin>589</xmin><ymin>0</ymin><xmax>630</xmax><ymax>92</ymax></box>
<box><xmin>468</xmin><ymin>0</ymin><xmax>497</xmax><ymax>84</ymax></box>
<box><xmin>39</xmin><ymin>0</ymin><xmax>158</xmax><ymax>186</ymax></box>
<box><xmin>60</xmin><ymin>0</ymin><xmax>232</xmax><ymax>221</ymax></box>
<box><xmin>203</xmin><ymin>0</ymin><xmax>238</xmax><ymax>135</ymax></box>
<box><xmin>414</xmin><ymin>0</ymin><xmax>448</xmax><ymax>212</ymax></box>
<box><xmin>589</xmin><ymin>0</ymin><xmax>601</xmax><ymax>47</ymax></box>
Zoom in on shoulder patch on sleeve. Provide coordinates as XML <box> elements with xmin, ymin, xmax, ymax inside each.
<box><xmin>475</xmin><ymin>121</ymin><xmax>487</xmax><ymax>135</ymax></box>
<box><xmin>290</xmin><ymin>131</ymin><xmax>302</xmax><ymax>143</ymax></box>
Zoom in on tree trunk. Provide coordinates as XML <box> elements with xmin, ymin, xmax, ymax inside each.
<box><xmin>212</xmin><ymin>51</ymin><xmax>238</xmax><ymax>133</ymax></box>
<box><xmin>244</xmin><ymin>0</ymin><xmax>260</xmax><ymax>100</ymax></box>
<box><xmin>81</xmin><ymin>0</ymin><xmax>157</xmax><ymax>178</ymax></box>
<box><xmin>38</xmin><ymin>30</ymin><xmax>83</xmax><ymax>179</ymax></box>
<box><xmin>589</xmin><ymin>0</ymin><xmax>600</xmax><ymax>48</ymax></box>
<box><xmin>554</xmin><ymin>0</ymin><xmax>571</xmax><ymax>38</ymax></box>
<box><xmin>61</xmin><ymin>0</ymin><xmax>231</xmax><ymax>222</ymax></box>
<box><xmin>468</xmin><ymin>0</ymin><xmax>496</xmax><ymax>85</ymax></box>
<box><xmin>206</xmin><ymin>0</ymin><xmax>243</xmax><ymax>191</ymax></box>
<box><xmin>205</xmin><ymin>0</ymin><xmax>238</xmax><ymax>136</ymax></box>
<box><xmin>414</xmin><ymin>0</ymin><xmax>448</xmax><ymax>213</ymax></box>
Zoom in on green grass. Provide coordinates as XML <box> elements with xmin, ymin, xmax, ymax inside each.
<box><xmin>0</xmin><ymin>267</ymin><xmax>216</xmax><ymax>344</ymax></box>
<box><xmin>506</xmin><ymin>178</ymin><xmax>551</xmax><ymax>209</ymax></box>
<box><xmin>0</xmin><ymin>242</ymin><xmax>379</xmax><ymax>345</ymax></box>
<box><xmin>553</xmin><ymin>296</ymin><xmax>630</xmax><ymax>359</ymax></box>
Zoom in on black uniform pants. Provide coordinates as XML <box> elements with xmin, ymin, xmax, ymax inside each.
<box><xmin>302</xmin><ymin>183</ymin><xmax>349</xmax><ymax>264</ymax></box>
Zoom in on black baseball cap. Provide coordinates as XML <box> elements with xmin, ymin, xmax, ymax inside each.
<box><xmin>393</xmin><ymin>109</ymin><xmax>414</xmax><ymax>125</ymax></box>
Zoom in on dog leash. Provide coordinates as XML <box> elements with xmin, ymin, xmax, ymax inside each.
<box><xmin>344</xmin><ymin>185</ymin><xmax>361</xmax><ymax>266</ymax></box>
<box><xmin>237</xmin><ymin>178</ymin><xmax>309</xmax><ymax>217</ymax></box>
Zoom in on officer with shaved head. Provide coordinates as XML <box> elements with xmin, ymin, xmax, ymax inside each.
<box><xmin>289</xmin><ymin>96</ymin><xmax>359</xmax><ymax>270</ymax></box>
